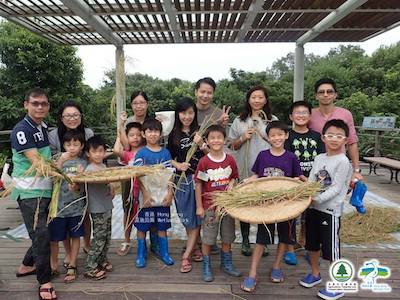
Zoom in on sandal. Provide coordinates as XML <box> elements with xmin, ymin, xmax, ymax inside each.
<box><xmin>116</xmin><ymin>242</ymin><xmax>131</xmax><ymax>256</ymax></box>
<box><xmin>84</xmin><ymin>268</ymin><xmax>107</xmax><ymax>280</ymax></box>
<box><xmin>241</xmin><ymin>276</ymin><xmax>257</xmax><ymax>292</ymax></box>
<box><xmin>100</xmin><ymin>261</ymin><xmax>113</xmax><ymax>272</ymax></box>
<box><xmin>180</xmin><ymin>257</ymin><xmax>192</xmax><ymax>273</ymax></box>
<box><xmin>63</xmin><ymin>261</ymin><xmax>69</xmax><ymax>269</ymax></box>
<box><xmin>192</xmin><ymin>248</ymin><xmax>203</xmax><ymax>262</ymax></box>
<box><xmin>64</xmin><ymin>266</ymin><xmax>77</xmax><ymax>284</ymax></box>
<box><xmin>38</xmin><ymin>286</ymin><xmax>57</xmax><ymax>300</ymax></box>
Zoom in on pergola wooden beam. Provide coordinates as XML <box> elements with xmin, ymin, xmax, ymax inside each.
<box><xmin>4</xmin><ymin>5</ymin><xmax>400</xmax><ymax>18</ymax></box>
<box><xmin>163</xmin><ymin>0</ymin><xmax>183</xmax><ymax>43</ymax></box>
<box><xmin>60</xmin><ymin>0</ymin><xmax>124</xmax><ymax>47</ymax></box>
<box><xmin>293</xmin><ymin>0</ymin><xmax>369</xmax><ymax>102</ymax></box>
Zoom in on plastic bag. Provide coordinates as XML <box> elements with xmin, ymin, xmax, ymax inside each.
<box><xmin>349</xmin><ymin>180</ymin><xmax>367</xmax><ymax>214</ymax></box>
<box><xmin>139</xmin><ymin>168</ymin><xmax>174</xmax><ymax>207</ymax></box>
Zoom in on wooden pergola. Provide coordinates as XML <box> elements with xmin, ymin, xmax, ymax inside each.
<box><xmin>1</xmin><ymin>0</ymin><xmax>400</xmax><ymax>119</ymax></box>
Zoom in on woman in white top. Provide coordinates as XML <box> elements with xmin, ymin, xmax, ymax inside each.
<box><xmin>228</xmin><ymin>85</ymin><xmax>277</xmax><ymax>257</ymax></box>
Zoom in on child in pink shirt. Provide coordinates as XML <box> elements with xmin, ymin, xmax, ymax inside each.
<box><xmin>113</xmin><ymin>122</ymin><xmax>143</xmax><ymax>255</ymax></box>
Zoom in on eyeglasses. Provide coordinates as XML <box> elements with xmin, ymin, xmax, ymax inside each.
<box><xmin>323</xmin><ymin>134</ymin><xmax>347</xmax><ymax>141</ymax></box>
<box><xmin>28</xmin><ymin>101</ymin><xmax>49</xmax><ymax>108</ymax></box>
<box><xmin>317</xmin><ymin>89</ymin><xmax>335</xmax><ymax>95</ymax></box>
<box><xmin>293</xmin><ymin>111</ymin><xmax>310</xmax><ymax>116</ymax></box>
<box><xmin>131</xmin><ymin>101</ymin><xmax>147</xmax><ymax>107</ymax></box>
<box><xmin>62</xmin><ymin>113</ymin><xmax>81</xmax><ymax>120</ymax></box>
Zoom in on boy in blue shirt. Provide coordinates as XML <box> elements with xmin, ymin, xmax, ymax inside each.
<box><xmin>133</xmin><ymin>118</ymin><xmax>174</xmax><ymax>268</ymax></box>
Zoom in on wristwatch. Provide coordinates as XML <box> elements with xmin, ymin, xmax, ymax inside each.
<box><xmin>354</xmin><ymin>168</ymin><xmax>361</xmax><ymax>173</ymax></box>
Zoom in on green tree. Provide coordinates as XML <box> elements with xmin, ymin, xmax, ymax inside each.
<box><xmin>0</xmin><ymin>21</ymin><xmax>83</xmax><ymax>127</ymax></box>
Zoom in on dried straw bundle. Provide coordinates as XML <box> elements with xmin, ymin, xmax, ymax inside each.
<box><xmin>341</xmin><ymin>206</ymin><xmax>400</xmax><ymax>244</ymax></box>
<box><xmin>1</xmin><ymin>155</ymin><xmax>71</xmax><ymax>199</ymax></box>
<box><xmin>211</xmin><ymin>177</ymin><xmax>320</xmax><ymax>224</ymax></box>
<box><xmin>212</xmin><ymin>181</ymin><xmax>320</xmax><ymax>211</ymax></box>
<box><xmin>26</xmin><ymin>155</ymin><xmax>73</xmax><ymax>184</ymax></box>
<box><xmin>47</xmin><ymin>178</ymin><xmax>61</xmax><ymax>224</ymax></box>
<box><xmin>71</xmin><ymin>164</ymin><xmax>165</xmax><ymax>184</ymax></box>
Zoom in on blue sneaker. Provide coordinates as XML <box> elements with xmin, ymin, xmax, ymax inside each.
<box><xmin>317</xmin><ymin>289</ymin><xmax>344</xmax><ymax>300</ymax></box>
<box><xmin>284</xmin><ymin>251</ymin><xmax>298</xmax><ymax>265</ymax></box>
<box><xmin>299</xmin><ymin>273</ymin><xmax>322</xmax><ymax>288</ymax></box>
<box><xmin>241</xmin><ymin>277</ymin><xmax>257</xmax><ymax>292</ymax></box>
<box><xmin>270</xmin><ymin>268</ymin><xmax>284</xmax><ymax>283</ymax></box>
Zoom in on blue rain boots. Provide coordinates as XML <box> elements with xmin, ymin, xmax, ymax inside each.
<box><xmin>220</xmin><ymin>251</ymin><xmax>242</xmax><ymax>277</ymax></box>
<box><xmin>158</xmin><ymin>236</ymin><xmax>174</xmax><ymax>266</ymax></box>
<box><xmin>150</xmin><ymin>231</ymin><xmax>160</xmax><ymax>256</ymax></box>
<box><xmin>202</xmin><ymin>255</ymin><xmax>214</xmax><ymax>282</ymax></box>
<box><xmin>135</xmin><ymin>238</ymin><xmax>147</xmax><ymax>268</ymax></box>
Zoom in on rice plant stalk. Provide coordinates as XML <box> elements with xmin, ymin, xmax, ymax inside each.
<box><xmin>212</xmin><ymin>181</ymin><xmax>321</xmax><ymax>215</ymax></box>
<box><xmin>176</xmin><ymin>109</ymin><xmax>220</xmax><ymax>186</ymax></box>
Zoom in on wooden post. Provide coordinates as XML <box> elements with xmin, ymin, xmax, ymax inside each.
<box><xmin>115</xmin><ymin>46</ymin><xmax>126</xmax><ymax>129</ymax></box>
<box><xmin>374</xmin><ymin>130</ymin><xmax>382</xmax><ymax>157</ymax></box>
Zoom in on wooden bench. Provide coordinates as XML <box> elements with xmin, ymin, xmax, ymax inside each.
<box><xmin>364</xmin><ymin>156</ymin><xmax>400</xmax><ymax>183</ymax></box>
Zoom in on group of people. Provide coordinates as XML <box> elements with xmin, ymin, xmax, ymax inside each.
<box><xmin>10</xmin><ymin>76</ymin><xmax>362</xmax><ymax>300</ymax></box>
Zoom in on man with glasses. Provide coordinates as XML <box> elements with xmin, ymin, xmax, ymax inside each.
<box><xmin>309</xmin><ymin>78</ymin><xmax>363</xmax><ymax>181</ymax></box>
<box><xmin>11</xmin><ymin>88</ymin><xmax>57</xmax><ymax>300</ymax></box>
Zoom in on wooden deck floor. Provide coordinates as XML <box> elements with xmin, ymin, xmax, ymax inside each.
<box><xmin>0</xmin><ymin>239</ymin><xmax>398</xmax><ymax>300</ymax></box>
<box><xmin>1</xmin><ymin>167</ymin><xmax>399</xmax><ymax>299</ymax></box>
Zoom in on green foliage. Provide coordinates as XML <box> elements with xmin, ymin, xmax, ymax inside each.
<box><xmin>336</xmin><ymin>92</ymin><xmax>375</xmax><ymax>126</ymax></box>
<box><xmin>0</xmin><ymin>153</ymin><xmax>7</xmax><ymax>169</ymax></box>
<box><xmin>0</xmin><ymin>21</ymin><xmax>83</xmax><ymax>126</ymax></box>
<box><xmin>0</xmin><ymin>96</ymin><xmax>24</xmax><ymax>130</ymax></box>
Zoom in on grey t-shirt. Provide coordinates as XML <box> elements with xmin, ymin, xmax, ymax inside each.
<box><xmin>228</xmin><ymin>115</ymin><xmax>278</xmax><ymax>180</ymax></box>
<box><xmin>309</xmin><ymin>153</ymin><xmax>352</xmax><ymax>217</ymax></box>
<box><xmin>58</xmin><ymin>158</ymin><xmax>87</xmax><ymax>218</ymax></box>
<box><xmin>48</xmin><ymin>127</ymin><xmax>94</xmax><ymax>155</ymax></box>
<box><xmin>85</xmin><ymin>163</ymin><xmax>114</xmax><ymax>214</ymax></box>
<box><xmin>197</xmin><ymin>104</ymin><xmax>223</xmax><ymax>126</ymax></box>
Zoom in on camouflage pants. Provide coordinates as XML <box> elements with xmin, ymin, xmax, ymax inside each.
<box><xmin>85</xmin><ymin>211</ymin><xmax>112</xmax><ymax>273</ymax></box>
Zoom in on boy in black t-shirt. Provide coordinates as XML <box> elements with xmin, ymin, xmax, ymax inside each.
<box><xmin>284</xmin><ymin>101</ymin><xmax>325</xmax><ymax>264</ymax></box>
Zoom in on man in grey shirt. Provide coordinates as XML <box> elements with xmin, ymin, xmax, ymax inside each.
<box><xmin>195</xmin><ymin>77</ymin><xmax>230</xmax><ymax>127</ymax></box>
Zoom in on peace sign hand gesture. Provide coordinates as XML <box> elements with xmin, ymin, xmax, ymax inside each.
<box><xmin>219</xmin><ymin>105</ymin><xmax>231</xmax><ymax>127</ymax></box>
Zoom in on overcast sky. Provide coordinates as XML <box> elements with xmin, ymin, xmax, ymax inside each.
<box><xmin>77</xmin><ymin>26</ymin><xmax>400</xmax><ymax>90</ymax></box>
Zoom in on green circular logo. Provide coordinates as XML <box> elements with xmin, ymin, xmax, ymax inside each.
<box><xmin>331</xmin><ymin>259</ymin><xmax>354</xmax><ymax>282</ymax></box>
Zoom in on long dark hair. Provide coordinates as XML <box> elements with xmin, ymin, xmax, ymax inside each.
<box><xmin>239</xmin><ymin>85</ymin><xmax>272</xmax><ymax>121</ymax></box>
<box><xmin>57</xmin><ymin>100</ymin><xmax>86</xmax><ymax>152</ymax></box>
<box><xmin>171</xmin><ymin>97</ymin><xmax>199</xmax><ymax>147</ymax></box>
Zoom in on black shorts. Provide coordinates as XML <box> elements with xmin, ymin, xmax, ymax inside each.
<box><xmin>305</xmin><ymin>208</ymin><xmax>341</xmax><ymax>261</ymax></box>
<box><xmin>256</xmin><ymin>219</ymin><xmax>296</xmax><ymax>245</ymax></box>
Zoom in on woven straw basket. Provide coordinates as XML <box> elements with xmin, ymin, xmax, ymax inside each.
<box><xmin>225</xmin><ymin>177</ymin><xmax>312</xmax><ymax>224</ymax></box>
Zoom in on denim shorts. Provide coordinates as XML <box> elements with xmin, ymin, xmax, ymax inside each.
<box><xmin>48</xmin><ymin>216</ymin><xmax>85</xmax><ymax>241</ymax></box>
